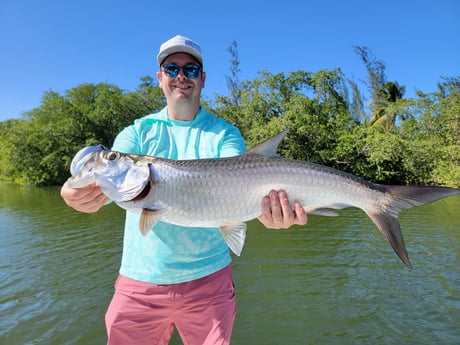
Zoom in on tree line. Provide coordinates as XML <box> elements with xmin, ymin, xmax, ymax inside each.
<box><xmin>0</xmin><ymin>45</ymin><xmax>458</xmax><ymax>187</ymax></box>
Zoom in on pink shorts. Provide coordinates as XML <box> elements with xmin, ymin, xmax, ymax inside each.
<box><xmin>105</xmin><ymin>265</ymin><xmax>236</xmax><ymax>345</ymax></box>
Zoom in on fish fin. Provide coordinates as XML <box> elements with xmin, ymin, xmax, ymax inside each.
<box><xmin>367</xmin><ymin>185</ymin><xmax>460</xmax><ymax>269</ymax></box>
<box><xmin>220</xmin><ymin>223</ymin><xmax>247</xmax><ymax>256</ymax></box>
<box><xmin>245</xmin><ymin>129</ymin><xmax>289</xmax><ymax>156</ymax></box>
<box><xmin>305</xmin><ymin>207</ymin><xmax>340</xmax><ymax>217</ymax></box>
<box><xmin>381</xmin><ymin>185</ymin><xmax>460</xmax><ymax>209</ymax></box>
<box><xmin>139</xmin><ymin>208</ymin><xmax>164</xmax><ymax>235</ymax></box>
<box><xmin>366</xmin><ymin>211</ymin><xmax>411</xmax><ymax>269</ymax></box>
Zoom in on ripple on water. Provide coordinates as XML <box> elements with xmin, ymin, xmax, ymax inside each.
<box><xmin>1</xmin><ymin>185</ymin><xmax>460</xmax><ymax>345</ymax></box>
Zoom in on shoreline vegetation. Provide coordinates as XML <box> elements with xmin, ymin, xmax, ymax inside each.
<box><xmin>0</xmin><ymin>45</ymin><xmax>459</xmax><ymax>187</ymax></box>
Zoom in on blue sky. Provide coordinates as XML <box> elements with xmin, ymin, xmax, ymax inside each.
<box><xmin>0</xmin><ymin>0</ymin><xmax>458</xmax><ymax>122</ymax></box>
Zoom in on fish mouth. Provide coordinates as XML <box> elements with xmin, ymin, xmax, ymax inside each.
<box><xmin>131</xmin><ymin>181</ymin><xmax>151</xmax><ymax>201</ymax></box>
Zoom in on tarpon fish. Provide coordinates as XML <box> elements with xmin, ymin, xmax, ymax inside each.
<box><xmin>66</xmin><ymin>130</ymin><xmax>460</xmax><ymax>268</ymax></box>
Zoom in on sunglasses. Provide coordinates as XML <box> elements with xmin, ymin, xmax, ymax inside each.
<box><xmin>161</xmin><ymin>63</ymin><xmax>202</xmax><ymax>79</ymax></box>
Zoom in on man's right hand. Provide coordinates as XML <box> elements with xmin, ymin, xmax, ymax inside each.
<box><xmin>60</xmin><ymin>182</ymin><xmax>109</xmax><ymax>213</ymax></box>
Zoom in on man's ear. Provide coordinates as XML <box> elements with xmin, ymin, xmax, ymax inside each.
<box><xmin>201</xmin><ymin>71</ymin><xmax>206</xmax><ymax>88</ymax></box>
<box><xmin>156</xmin><ymin>71</ymin><xmax>163</xmax><ymax>87</ymax></box>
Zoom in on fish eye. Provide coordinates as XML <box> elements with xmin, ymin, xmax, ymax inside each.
<box><xmin>107</xmin><ymin>152</ymin><xmax>120</xmax><ymax>161</ymax></box>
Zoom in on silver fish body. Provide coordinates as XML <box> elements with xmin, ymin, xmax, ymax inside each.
<box><xmin>67</xmin><ymin>131</ymin><xmax>460</xmax><ymax>267</ymax></box>
<box><xmin>138</xmin><ymin>154</ymin><xmax>379</xmax><ymax>226</ymax></box>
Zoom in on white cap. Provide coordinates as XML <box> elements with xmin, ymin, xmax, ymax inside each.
<box><xmin>157</xmin><ymin>35</ymin><xmax>203</xmax><ymax>66</ymax></box>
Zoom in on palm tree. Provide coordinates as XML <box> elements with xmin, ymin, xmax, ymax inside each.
<box><xmin>370</xmin><ymin>81</ymin><xmax>411</xmax><ymax>129</ymax></box>
<box><xmin>353</xmin><ymin>46</ymin><xmax>412</xmax><ymax>129</ymax></box>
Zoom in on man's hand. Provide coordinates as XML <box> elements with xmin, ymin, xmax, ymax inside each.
<box><xmin>258</xmin><ymin>190</ymin><xmax>307</xmax><ymax>229</ymax></box>
<box><xmin>60</xmin><ymin>182</ymin><xmax>109</xmax><ymax>213</ymax></box>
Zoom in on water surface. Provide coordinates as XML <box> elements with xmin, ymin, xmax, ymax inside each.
<box><xmin>1</xmin><ymin>183</ymin><xmax>459</xmax><ymax>344</ymax></box>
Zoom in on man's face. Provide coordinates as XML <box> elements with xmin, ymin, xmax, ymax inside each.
<box><xmin>157</xmin><ymin>53</ymin><xmax>206</xmax><ymax>105</ymax></box>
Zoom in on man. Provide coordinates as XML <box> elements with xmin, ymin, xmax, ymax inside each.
<box><xmin>61</xmin><ymin>34</ymin><xmax>307</xmax><ymax>345</ymax></box>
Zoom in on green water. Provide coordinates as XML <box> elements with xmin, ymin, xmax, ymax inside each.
<box><xmin>1</xmin><ymin>183</ymin><xmax>459</xmax><ymax>344</ymax></box>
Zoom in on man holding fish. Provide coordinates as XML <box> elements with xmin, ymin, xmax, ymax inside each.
<box><xmin>61</xmin><ymin>34</ymin><xmax>307</xmax><ymax>345</ymax></box>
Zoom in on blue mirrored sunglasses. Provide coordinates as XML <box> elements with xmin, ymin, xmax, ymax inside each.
<box><xmin>161</xmin><ymin>63</ymin><xmax>202</xmax><ymax>79</ymax></box>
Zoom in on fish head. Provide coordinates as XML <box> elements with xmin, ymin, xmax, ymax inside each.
<box><xmin>68</xmin><ymin>146</ymin><xmax>153</xmax><ymax>203</ymax></box>
<box><xmin>94</xmin><ymin>150</ymin><xmax>152</xmax><ymax>202</ymax></box>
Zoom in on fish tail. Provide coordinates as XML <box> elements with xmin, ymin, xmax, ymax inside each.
<box><xmin>367</xmin><ymin>185</ymin><xmax>460</xmax><ymax>268</ymax></box>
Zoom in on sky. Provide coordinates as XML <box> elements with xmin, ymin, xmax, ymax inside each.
<box><xmin>0</xmin><ymin>0</ymin><xmax>459</xmax><ymax>122</ymax></box>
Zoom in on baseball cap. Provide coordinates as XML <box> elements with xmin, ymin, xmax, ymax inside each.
<box><xmin>157</xmin><ymin>35</ymin><xmax>203</xmax><ymax>66</ymax></box>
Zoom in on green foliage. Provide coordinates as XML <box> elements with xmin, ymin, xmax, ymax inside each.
<box><xmin>331</xmin><ymin>83</ymin><xmax>460</xmax><ymax>187</ymax></box>
<box><xmin>0</xmin><ymin>48</ymin><xmax>459</xmax><ymax>188</ymax></box>
<box><xmin>0</xmin><ymin>78</ymin><xmax>165</xmax><ymax>186</ymax></box>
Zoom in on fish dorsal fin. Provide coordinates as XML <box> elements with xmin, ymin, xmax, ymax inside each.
<box><xmin>245</xmin><ymin>129</ymin><xmax>289</xmax><ymax>156</ymax></box>
<box><xmin>220</xmin><ymin>222</ymin><xmax>247</xmax><ymax>256</ymax></box>
<box><xmin>139</xmin><ymin>208</ymin><xmax>165</xmax><ymax>235</ymax></box>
